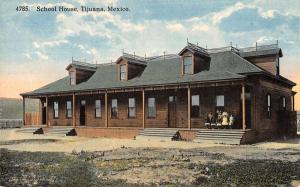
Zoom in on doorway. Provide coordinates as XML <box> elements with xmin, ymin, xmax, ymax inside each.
<box><xmin>42</xmin><ymin>103</ymin><xmax>46</xmax><ymax>125</ymax></box>
<box><xmin>80</xmin><ymin>100</ymin><xmax>86</xmax><ymax>126</ymax></box>
<box><xmin>168</xmin><ymin>96</ymin><xmax>177</xmax><ymax>128</ymax></box>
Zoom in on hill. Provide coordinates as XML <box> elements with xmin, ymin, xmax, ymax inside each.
<box><xmin>0</xmin><ymin>97</ymin><xmax>38</xmax><ymax>119</ymax></box>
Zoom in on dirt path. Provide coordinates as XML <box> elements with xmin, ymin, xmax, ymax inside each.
<box><xmin>1</xmin><ymin>129</ymin><xmax>300</xmax><ymax>186</ymax></box>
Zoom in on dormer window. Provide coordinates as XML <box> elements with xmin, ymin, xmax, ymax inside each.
<box><xmin>70</xmin><ymin>71</ymin><xmax>76</xmax><ymax>85</ymax></box>
<box><xmin>183</xmin><ymin>56</ymin><xmax>193</xmax><ymax>74</ymax></box>
<box><xmin>120</xmin><ymin>64</ymin><xmax>127</xmax><ymax>80</ymax></box>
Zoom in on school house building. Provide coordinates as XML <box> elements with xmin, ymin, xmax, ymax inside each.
<box><xmin>21</xmin><ymin>42</ymin><xmax>297</xmax><ymax>144</ymax></box>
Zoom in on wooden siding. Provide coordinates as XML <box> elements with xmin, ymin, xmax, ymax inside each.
<box><xmin>246</xmin><ymin>56</ymin><xmax>277</xmax><ymax>75</ymax></box>
<box><xmin>253</xmin><ymin>78</ymin><xmax>293</xmax><ymax>140</ymax></box>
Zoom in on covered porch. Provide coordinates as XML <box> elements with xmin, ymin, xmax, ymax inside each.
<box><xmin>22</xmin><ymin>80</ymin><xmax>252</xmax><ymax>130</ymax></box>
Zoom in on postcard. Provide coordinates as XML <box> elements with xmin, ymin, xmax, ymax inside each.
<box><xmin>0</xmin><ymin>0</ymin><xmax>299</xmax><ymax>186</ymax></box>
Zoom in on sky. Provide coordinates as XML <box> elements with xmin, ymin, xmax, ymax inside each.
<box><xmin>0</xmin><ymin>0</ymin><xmax>299</xmax><ymax>109</ymax></box>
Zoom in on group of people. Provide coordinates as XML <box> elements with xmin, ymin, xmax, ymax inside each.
<box><xmin>205</xmin><ymin>110</ymin><xmax>235</xmax><ymax>129</ymax></box>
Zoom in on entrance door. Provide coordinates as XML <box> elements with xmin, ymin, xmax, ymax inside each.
<box><xmin>168</xmin><ymin>96</ymin><xmax>177</xmax><ymax>128</ymax></box>
<box><xmin>42</xmin><ymin>106</ymin><xmax>46</xmax><ymax>124</ymax></box>
<box><xmin>80</xmin><ymin>100</ymin><xmax>86</xmax><ymax>126</ymax></box>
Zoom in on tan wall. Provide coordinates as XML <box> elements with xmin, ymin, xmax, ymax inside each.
<box><xmin>246</xmin><ymin>56</ymin><xmax>277</xmax><ymax>75</ymax></box>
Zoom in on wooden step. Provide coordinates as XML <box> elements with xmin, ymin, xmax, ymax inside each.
<box><xmin>136</xmin><ymin>128</ymin><xmax>179</xmax><ymax>140</ymax></box>
<box><xmin>47</xmin><ymin>127</ymin><xmax>76</xmax><ymax>136</ymax></box>
<box><xmin>16</xmin><ymin>127</ymin><xmax>43</xmax><ymax>134</ymax></box>
<box><xmin>194</xmin><ymin>129</ymin><xmax>247</xmax><ymax>145</ymax></box>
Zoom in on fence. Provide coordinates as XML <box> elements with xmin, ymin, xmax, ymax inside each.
<box><xmin>0</xmin><ymin>119</ymin><xmax>23</xmax><ymax>128</ymax></box>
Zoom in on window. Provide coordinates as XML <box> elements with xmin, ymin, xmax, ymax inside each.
<box><xmin>111</xmin><ymin>99</ymin><xmax>118</xmax><ymax>118</ymax></box>
<box><xmin>183</xmin><ymin>56</ymin><xmax>192</xmax><ymax>74</ymax></box>
<box><xmin>54</xmin><ymin>101</ymin><xmax>59</xmax><ymax>118</ymax></box>
<box><xmin>267</xmin><ymin>94</ymin><xmax>271</xmax><ymax>118</ymax></box>
<box><xmin>128</xmin><ymin>98</ymin><xmax>136</xmax><ymax>118</ymax></box>
<box><xmin>282</xmin><ymin>96</ymin><xmax>286</xmax><ymax>110</ymax></box>
<box><xmin>95</xmin><ymin>100</ymin><xmax>101</xmax><ymax>118</ymax></box>
<box><xmin>66</xmin><ymin>101</ymin><xmax>72</xmax><ymax>118</ymax></box>
<box><xmin>191</xmin><ymin>95</ymin><xmax>200</xmax><ymax>118</ymax></box>
<box><xmin>148</xmin><ymin>98</ymin><xmax>156</xmax><ymax>118</ymax></box>
<box><xmin>70</xmin><ymin>71</ymin><xmax>76</xmax><ymax>85</ymax></box>
<box><xmin>120</xmin><ymin>64</ymin><xmax>127</xmax><ymax>80</ymax></box>
<box><xmin>216</xmin><ymin>95</ymin><xmax>225</xmax><ymax>107</ymax></box>
<box><xmin>169</xmin><ymin>96</ymin><xmax>175</xmax><ymax>102</ymax></box>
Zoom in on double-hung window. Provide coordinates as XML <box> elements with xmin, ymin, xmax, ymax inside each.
<box><xmin>70</xmin><ymin>71</ymin><xmax>76</xmax><ymax>85</ymax></box>
<box><xmin>128</xmin><ymin>98</ymin><xmax>136</xmax><ymax>118</ymax></box>
<box><xmin>54</xmin><ymin>101</ymin><xmax>59</xmax><ymax>118</ymax></box>
<box><xmin>267</xmin><ymin>94</ymin><xmax>271</xmax><ymax>118</ymax></box>
<box><xmin>282</xmin><ymin>96</ymin><xmax>286</xmax><ymax>110</ymax></box>
<box><xmin>191</xmin><ymin>95</ymin><xmax>200</xmax><ymax>118</ymax></box>
<box><xmin>148</xmin><ymin>98</ymin><xmax>156</xmax><ymax>118</ymax></box>
<box><xmin>120</xmin><ymin>64</ymin><xmax>127</xmax><ymax>80</ymax></box>
<box><xmin>183</xmin><ymin>56</ymin><xmax>192</xmax><ymax>74</ymax></box>
<box><xmin>111</xmin><ymin>99</ymin><xmax>118</xmax><ymax>118</ymax></box>
<box><xmin>95</xmin><ymin>100</ymin><xmax>101</xmax><ymax>118</ymax></box>
<box><xmin>66</xmin><ymin>101</ymin><xmax>72</xmax><ymax>118</ymax></box>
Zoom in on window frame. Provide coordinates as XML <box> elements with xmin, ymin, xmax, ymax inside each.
<box><xmin>53</xmin><ymin>101</ymin><xmax>59</xmax><ymax>119</ymax></box>
<box><xmin>183</xmin><ymin>56</ymin><xmax>193</xmax><ymax>74</ymax></box>
<box><xmin>282</xmin><ymin>96</ymin><xmax>286</xmax><ymax>110</ymax></box>
<box><xmin>128</xmin><ymin>98</ymin><xmax>136</xmax><ymax>118</ymax></box>
<box><xmin>111</xmin><ymin>99</ymin><xmax>118</xmax><ymax>118</ymax></box>
<box><xmin>216</xmin><ymin>95</ymin><xmax>225</xmax><ymax>107</ymax></box>
<box><xmin>95</xmin><ymin>99</ymin><xmax>101</xmax><ymax>118</ymax></box>
<box><xmin>69</xmin><ymin>71</ymin><xmax>76</xmax><ymax>85</ymax></box>
<box><xmin>147</xmin><ymin>97</ymin><xmax>156</xmax><ymax>118</ymax></box>
<box><xmin>191</xmin><ymin>95</ymin><xmax>200</xmax><ymax>118</ymax></box>
<box><xmin>266</xmin><ymin>93</ymin><xmax>272</xmax><ymax>118</ymax></box>
<box><xmin>120</xmin><ymin>64</ymin><xmax>127</xmax><ymax>80</ymax></box>
<box><xmin>66</xmin><ymin>101</ymin><xmax>72</xmax><ymax>118</ymax></box>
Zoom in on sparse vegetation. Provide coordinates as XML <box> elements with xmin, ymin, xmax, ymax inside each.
<box><xmin>1</xmin><ymin>147</ymin><xmax>299</xmax><ymax>186</ymax></box>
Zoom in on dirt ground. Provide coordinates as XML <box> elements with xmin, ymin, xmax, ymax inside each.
<box><xmin>0</xmin><ymin>129</ymin><xmax>300</xmax><ymax>186</ymax></box>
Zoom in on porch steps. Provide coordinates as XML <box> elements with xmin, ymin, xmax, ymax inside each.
<box><xmin>136</xmin><ymin>128</ymin><xmax>179</xmax><ymax>141</ymax></box>
<box><xmin>16</xmin><ymin>127</ymin><xmax>43</xmax><ymax>134</ymax></box>
<box><xmin>47</xmin><ymin>127</ymin><xmax>76</xmax><ymax>136</ymax></box>
<box><xmin>194</xmin><ymin>129</ymin><xmax>247</xmax><ymax>145</ymax></box>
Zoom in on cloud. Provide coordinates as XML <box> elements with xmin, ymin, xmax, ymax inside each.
<box><xmin>36</xmin><ymin>51</ymin><xmax>49</xmax><ymax>60</ymax></box>
<box><xmin>166</xmin><ymin>23</ymin><xmax>184</xmax><ymax>32</ymax></box>
<box><xmin>260</xmin><ymin>10</ymin><xmax>277</xmax><ymax>19</ymax></box>
<box><xmin>211</xmin><ymin>2</ymin><xmax>250</xmax><ymax>25</ymax></box>
<box><xmin>191</xmin><ymin>24</ymin><xmax>210</xmax><ymax>32</ymax></box>
<box><xmin>33</xmin><ymin>39</ymin><xmax>69</xmax><ymax>49</ymax></box>
<box><xmin>24</xmin><ymin>53</ymin><xmax>31</xmax><ymax>59</ymax></box>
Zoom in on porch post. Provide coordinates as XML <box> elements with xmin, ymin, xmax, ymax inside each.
<box><xmin>242</xmin><ymin>84</ymin><xmax>246</xmax><ymax>130</ymax></box>
<box><xmin>46</xmin><ymin>96</ymin><xmax>48</xmax><ymax>127</ymax></box>
<box><xmin>22</xmin><ymin>96</ymin><xmax>25</xmax><ymax>126</ymax></box>
<box><xmin>72</xmin><ymin>93</ymin><xmax>75</xmax><ymax>127</ymax></box>
<box><xmin>188</xmin><ymin>86</ymin><xmax>191</xmax><ymax>129</ymax></box>
<box><xmin>105</xmin><ymin>91</ymin><xmax>108</xmax><ymax>128</ymax></box>
<box><xmin>142</xmin><ymin>89</ymin><xmax>145</xmax><ymax>129</ymax></box>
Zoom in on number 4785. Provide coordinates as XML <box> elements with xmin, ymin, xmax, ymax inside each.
<box><xmin>16</xmin><ymin>6</ymin><xmax>29</xmax><ymax>11</ymax></box>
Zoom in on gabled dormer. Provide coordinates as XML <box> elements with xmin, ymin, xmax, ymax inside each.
<box><xmin>240</xmin><ymin>45</ymin><xmax>282</xmax><ymax>76</ymax></box>
<box><xmin>116</xmin><ymin>53</ymin><xmax>147</xmax><ymax>81</ymax></box>
<box><xmin>178</xmin><ymin>42</ymin><xmax>210</xmax><ymax>75</ymax></box>
<box><xmin>66</xmin><ymin>60</ymin><xmax>97</xmax><ymax>85</ymax></box>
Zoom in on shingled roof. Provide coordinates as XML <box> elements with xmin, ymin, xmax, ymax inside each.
<box><xmin>22</xmin><ymin>50</ymin><xmax>267</xmax><ymax>96</ymax></box>
<box><xmin>116</xmin><ymin>53</ymin><xmax>147</xmax><ymax>66</ymax></box>
<box><xmin>178</xmin><ymin>42</ymin><xmax>210</xmax><ymax>58</ymax></box>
